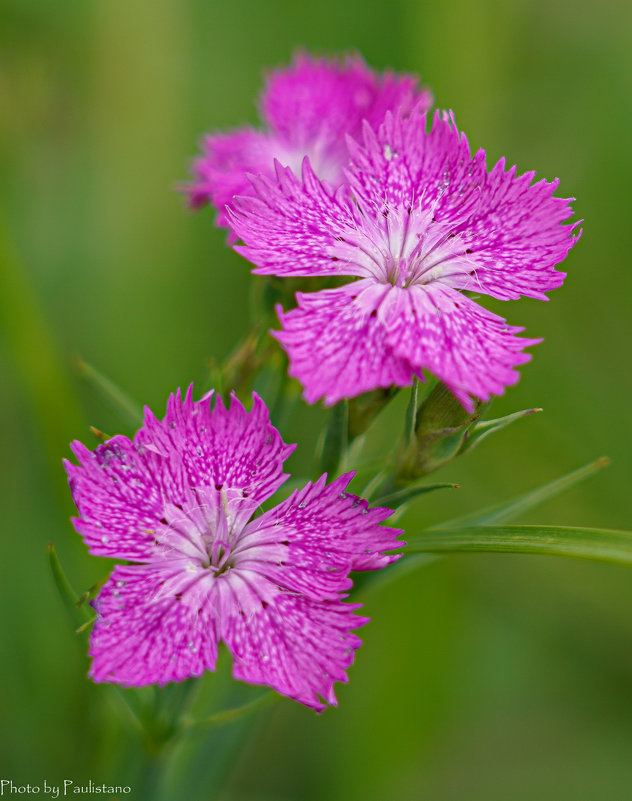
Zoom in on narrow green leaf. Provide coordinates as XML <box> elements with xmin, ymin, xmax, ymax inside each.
<box><xmin>75</xmin><ymin>590</ymin><xmax>91</xmax><ymax>609</ymax></box>
<box><xmin>0</xmin><ymin>220</ymin><xmax>83</xmax><ymax>488</ymax></box>
<box><xmin>360</xmin><ymin>468</ymin><xmax>389</xmax><ymax>501</ymax></box>
<box><xmin>47</xmin><ymin>544</ymin><xmax>92</xmax><ymax>624</ymax></box>
<box><xmin>405</xmin><ymin>524</ymin><xmax>632</xmax><ymax>566</ymax></box>
<box><xmin>359</xmin><ymin>458</ymin><xmax>614</xmax><ymax>593</ymax></box>
<box><xmin>89</xmin><ymin>425</ymin><xmax>112</xmax><ymax>443</ymax></box>
<box><xmin>460</xmin><ymin>407</ymin><xmax>542</xmax><ymax>455</ymax></box>
<box><xmin>374</xmin><ymin>481</ymin><xmax>459</xmax><ymax>508</ymax></box>
<box><xmin>318</xmin><ymin>400</ymin><xmax>348</xmax><ymax>477</ymax></box>
<box><xmin>112</xmin><ymin>688</ymin><xmax>146</xmax><ymax>733</ymax></box>
<box><xmin>341</xmin><ymin>433</ymin><xmax>367</xmax><ymax>474</ymax></box>
<box><xmin>432</xmin><ymin>457</ymin><xmax>610</xmax><ymax>531</ymax></box>
<box><xmin>77</xmin><ymin>357</ymin><xmax>142</xmax><ymax>427</ymax></box>
<box><xmin>183</xmin><ymin>692</ymin><xmax>276</xmax><ymax>732</ymax></box>
<box><xmin>75</xmin><ymin>617</ymin><xmax>97</xmax><ymax>634</ymax></box>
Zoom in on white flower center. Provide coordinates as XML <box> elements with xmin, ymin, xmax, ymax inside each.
<box><xmin>330</xmin><ymin>204</ymin><xmax>479</xmax><ymax>292</ymax></box>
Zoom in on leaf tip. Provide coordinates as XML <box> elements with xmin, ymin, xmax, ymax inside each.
<box><xmin>89</xmin><ymin>425</ymin><xmax>110</xmax><ymax>443</ymax></box>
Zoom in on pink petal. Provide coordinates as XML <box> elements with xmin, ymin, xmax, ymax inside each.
<box><xmin>65</xmin><ymin>388</ymin><xmax>295</xmax><ymax>560</ymax></box>
<box><xmin>218</xmin><ymin>573</ymin><xmax>367</xmax><ymax>711</ymax></box>
<box><xmin>139</xmin><ymin>389</ymin><xmax>295</xmax><ymax>510</ymax></box>
<box><xmin>448</xmin><ymin>159</ymin><xmax>580</xmax><ymax>300</ymax></box>
<box><xmin>65</xmin><ymin>434</ymin><xmax>184</xmax><ymax>561</ymax></box>
<box><xmin>346</xmin><ymin>109</ymin><xmax>486</xmax><ymax>222</ymax></box>
<box><xmin>261</xmin><ymin>52</ymin><xmax>427</xmax><ymax>169</ymax></box>
<box><xmin>230</xmin><ymin>160</ymin><xmax>368</xmax><ymax>279</ymax></box>
<box><xmin>186</xmin><ymin>52</ymin><xmax>431</xmax><ymax>235</ymax></box>
<box><xmin>89</xmin><ymin>565</ymin><xmax>219</xmax><ymax>686</ymax></box>
<box><xmin>185</xmin><ymin>128</ymin><xmax>283</xmax><ymax>226</ymax></box>
<box><xmin>235</xmin><ymin>473</ymin><xmax>403</xmax><ymax>599</ymax></box>
<box><xmin>347</xmin><ymin>109</ymin><xmax>579</xmax><ymax>300</ymax></box>
<box><xmin>385</xmin><ymin>282</ymin><xmax>540</xmax><ymax>411</ymax></box>
<box><xmin>274</xmin><ymin>281</ymin><xmax>415</xmax><ymax>405</ymax></box>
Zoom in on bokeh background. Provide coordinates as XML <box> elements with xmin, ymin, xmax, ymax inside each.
<box><xmin>2</xmin><ymin>0</ymin><xmax>632</xmax><ymax>798</ymax></box>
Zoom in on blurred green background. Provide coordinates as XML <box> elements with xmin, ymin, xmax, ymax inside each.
<box><xmin>2</xmin><ymin>0</ymin><xmax>632</xmax><ymax>798</ymax></box>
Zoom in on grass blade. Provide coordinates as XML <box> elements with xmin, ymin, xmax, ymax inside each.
<box><xmin>405</xmin><ymin>524</ymin><xmax>632</xmax><ymax>567</ymax></box>
<box><xmin>461</xmin><ymin>407</ymin><xmax>542</xmax><ymax>454</ymax></box>
<box><xmin>431</xmin><ymin>457</ymin><xmax>610</xmax><ymax>530</ymax></box>
<box><xmin>47</xmin><ymin>544</ymin><xmax>93</xmax><ymax>625</ymax></box>
<box><xmin>183</xmin><ymin>692</ymin><xmax>276</xmax><ymax>732</ymax></box>
<box><xmin>77</xmin><ymin>357</ymin><xmax>142</xmax><ymax>427</ymax></box>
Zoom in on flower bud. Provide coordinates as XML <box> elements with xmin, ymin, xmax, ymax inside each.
<box><xmin>396</xmin><ymin>382</ymin><xmax>540</xmax><ymax>478</ymax></box>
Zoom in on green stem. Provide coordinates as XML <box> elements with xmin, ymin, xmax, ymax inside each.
<box><xmin>130</xmin><ymin>680</ymin><xmax>200</xmax><ymax>800</ymax></box>
<box><xmin>137</xmin><ymin>743</ymin><xmax>170</xmax><ymax>801</ymax></box>
<box><xmin>271</xmin><ymin>357</ymin><xmax>293</xmax><ymax>425</ymax></box>
<box><xmin>318</xmin><ymin>400</ymin><xmax>348</xmax><ymax>477</ymax></box>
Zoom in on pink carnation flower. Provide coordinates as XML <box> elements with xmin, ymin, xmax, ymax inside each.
<box><xmin>64</xmin><ymin>389</ymin><xmax>402</xmax><ymax>711</ymax></box>
<box><xmin>229</xmin><ymin>110</ymin><xmax>581</xmax><ymax>410</ymax></box>
<box><xmin>186</xmin><ymin>52</ymin><xmax>431</xmax><ymax>232</ymax></box>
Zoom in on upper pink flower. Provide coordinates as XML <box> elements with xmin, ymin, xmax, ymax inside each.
<box><xmin>229</xmin><ymin>110</ymin><xmax>581</xmax><ymax>410</ymax></box>
<box><xmin>64</xmin><ymin>389</ymin><xmax>402</xmax><ymax>711</ymax></box>
<box><xmin>186</xmin><ymin>52</ymin><xmax>431</xmax><ymax>232</ymax></box>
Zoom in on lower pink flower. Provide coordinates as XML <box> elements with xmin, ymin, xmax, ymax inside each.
<box><xmin>64</xmin><ymin>388</ymin><xmax>402</xmax><ymax>711</ymax></box>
